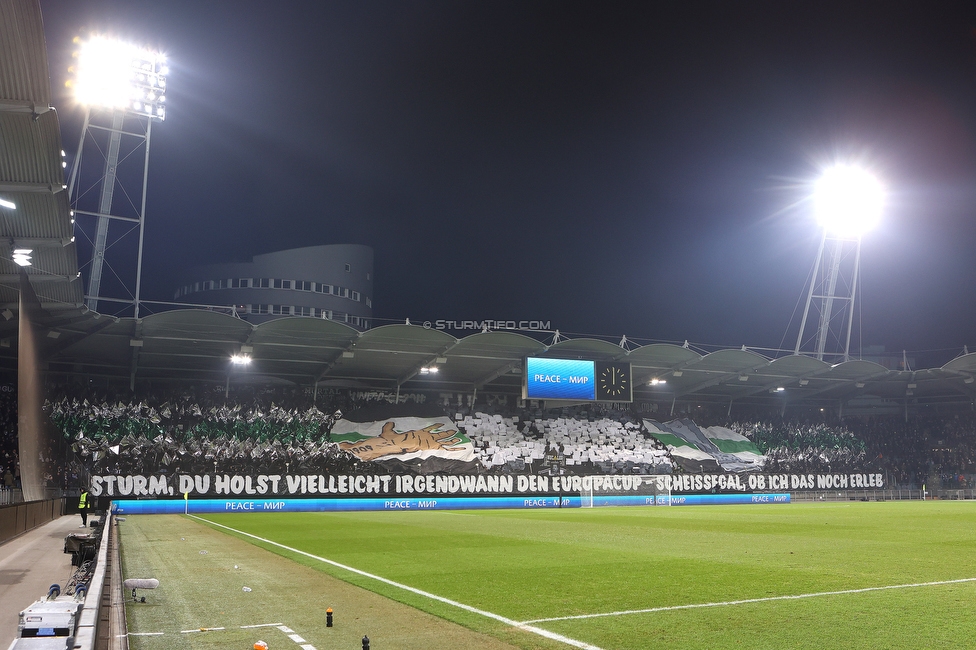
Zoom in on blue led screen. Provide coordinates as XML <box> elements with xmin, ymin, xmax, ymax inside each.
<box><xmin>524</xmin><ymin>357</ymin><xmax>596</xmax><ymax>400</ymax></box>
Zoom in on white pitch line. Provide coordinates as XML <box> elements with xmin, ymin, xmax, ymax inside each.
<box><xmin>241</xmin><ymin>623</ymin><xmax>283</xmax><ymax>629</ymax></box>
<box><xmin>190</xmin><ymin>515</ymin><xmax>603</xmax><ymax>650</ymax></box>
<box><xmin>181</xmin><ymin>626</ymin><xmax>226</xmax><ymax>633</ymax></box>
<box><xmin>520</xmin><ymin>576</ymin><xmax>976</xmax><ymax>624</ymax></box>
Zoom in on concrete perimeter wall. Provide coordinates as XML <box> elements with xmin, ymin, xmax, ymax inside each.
<box><xmin>0</xmin><ymin>498</ymin><xmax>64</xmax><ymax>545</ymax></box>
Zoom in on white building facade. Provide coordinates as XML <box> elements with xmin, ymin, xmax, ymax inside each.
<box><xmin>174</xmin><ymin>244</ymin><xmax>373</xmax><ymax>328</ymax></box>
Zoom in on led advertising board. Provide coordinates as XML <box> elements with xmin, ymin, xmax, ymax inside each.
<box><xmin>524</xmin><ymin>357</ymin><xmax>595</xmax><ymax>400</ymax></box>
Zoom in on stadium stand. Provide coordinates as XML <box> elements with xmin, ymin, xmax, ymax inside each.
<box><xmin>732</xmin><ymin>420</ymin><xmax>867</xmax><ymax>475</ymax></box>
<box><xmin>0</xmin><ymin>385</ymin><xmax>19</xmax><ymax>499</ymax></box>
<box><xmin>32</xmin><ymin>381</ymin><xmax>976</xmax><ymax>489</ymax></box>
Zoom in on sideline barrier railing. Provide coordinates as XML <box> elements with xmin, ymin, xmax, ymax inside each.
<box><xmin>73</xmin><ymin>511</ymin><xmax>112</xmax><ymax>650</ymax></box>
<box><xmin>935</xmin><ymin>488</ymin><xmax>976</xmax><ymax>500</ymax></box>
<box><xmin>0</xmin><ymin>488</ymin><xmax>65</xmax><ymax>507</ymax></box>
<box><xmin>787</xmin><ymin>489</ymin><xmax>972</xmax><ymax>502</ymax></box>
<box><xmin>0</xmin><ymin>488</ymin><xmax>24</xmax><ymax>507</ymax></box>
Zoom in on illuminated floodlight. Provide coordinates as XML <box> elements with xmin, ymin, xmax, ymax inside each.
<box><xmin>813</xmin><ymin>165</ymin><xmax>884</xmax><ymax>238</ymax></box>
<box><xmin>649</xmin><ymin>378</ymin><xmax>666</xmax><ymax>386</ymax></box>
<box><xmin>230</xmin><ymin>353</ymin><xmax>251</xmax><ymax>365</ymax></box>
<box><xmin>70</xmin><ymin>35</ymin><xmax>167</xmax><ymax>120</ymax></box>
<box><xmin>12</xmin><ymin>249</ymin><xmax>32</xmax><ymax>267</ymax></box>
<box><xmin>0</xmin><ymin>198</ymin><xmax>15</xmax><ymax>210</ymax></box>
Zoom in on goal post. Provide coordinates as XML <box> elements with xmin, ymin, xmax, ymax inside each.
<box><xmin>576</xmin><ymin>475</ymin><xmax>672</xmax><ymax>508</ymax></box>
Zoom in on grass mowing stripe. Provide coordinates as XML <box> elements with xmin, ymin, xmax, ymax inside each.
<box><xmin>521</xmin><ymin>576</ymin><xmax>976</xmax><ymax>623</ymax></box>
<box><xmin>190</xmin><ymin>514</ymin><xmax>602</xmax><ymax>650</ymax></box>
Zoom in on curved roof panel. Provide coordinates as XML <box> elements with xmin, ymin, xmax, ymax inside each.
<box><xmin>943</xmin><ymin>352</ymin><xmax>976</xmax><ymax>375</ymax></box>
<box><xmin>545</xmin><ymin>338</ymin><xmax>627</xmax><ymax>360</ymax></box>
<box><xmin>627</xmin><ymin>343</ymin><xmax>702</xmax><ymax>368</ymax></box>
<box><xmin>246</xmin><ymin>317</ymin><xmax>361</xmax><ymax>380</ymax></box>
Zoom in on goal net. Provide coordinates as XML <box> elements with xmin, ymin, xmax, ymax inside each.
<box><xmin>570</xmin><ymin>475</ymin><xmax>672</xmax><ymax>508</ymax></box>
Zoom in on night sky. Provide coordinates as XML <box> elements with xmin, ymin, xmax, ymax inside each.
<box><xmin>39</xmin><ymin>1</ymin><xmax>976</xmax><ymax>366</ymax></box>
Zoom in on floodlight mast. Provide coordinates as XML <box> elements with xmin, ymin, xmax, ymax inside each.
<box><xmin>66</xmin><ymin>36</ymin><xmax>166</xmax><ymax>318</ymax></box>
<box><xmin>793</xmin><ymin>165</ymin><xmax>883</xmax><ymax>362</ymax></box>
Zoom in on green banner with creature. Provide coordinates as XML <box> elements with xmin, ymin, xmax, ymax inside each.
<box><xmin>330</xmin><ymin>417</ymin><xmax>476</xmax><ymax>463</ymax></box>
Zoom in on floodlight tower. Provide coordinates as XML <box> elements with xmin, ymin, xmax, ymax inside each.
<box><xmin>793</xmin><ymin>165</ymin><xmax>884</xmax><ymax>362</ymax></box>
<box><xmin>66</xmin><ymin>36</ymin><xmax>167</xmax><ymax>318</ymax></box>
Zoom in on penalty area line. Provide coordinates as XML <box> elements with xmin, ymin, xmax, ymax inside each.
<box><xmin>189</xmin><ymin>514</ymin><xmax>603</xmax><ymax>650</ymax></box>
<box><xmin>521</xmin><ymin>576</ymin><xmax>976</xmax><ymax>624</ymax></box>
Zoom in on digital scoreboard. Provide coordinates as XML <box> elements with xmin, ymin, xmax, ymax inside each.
<box><xmin>523</xmin><ymin>358</ymin><xmax>632</xmax><ymax>402</ymax></box>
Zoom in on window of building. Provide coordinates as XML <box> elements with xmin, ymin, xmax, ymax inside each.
<box><xmin>344</xmin><ymin>263</ymin><xmax>351</xmax><ymax>272</ymax></box>
<box><xmin>217</xmin><ymin>279</ymin><xmax>228</xmax><ymax>289</ymax></box>
<box><xmin>232</xmin><ymin>278</ymin><xmax>250</xmax><ymax>288</ymax></box>
<box><xmin>365</xmin><ymin>297</ymin><xmax>371</xmax><ymax>308</ymax></box>
<box><xmin>351</xmin><ymin>291</ymin><xmax>360</xmax><ymax>302</ymax></box>
<box><xmin>366</xmin><ymin>272</ymin><xmax>371</xmax><ymax>280</ymax></box>
<box><xmin>296</xmin><ymin>280</ymin><xmax>312</xmax><ymax>291</ymax></box>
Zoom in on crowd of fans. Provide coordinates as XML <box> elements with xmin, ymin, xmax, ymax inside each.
<box><xmin>0</xmin><ymin>385</ymin><xmax>18</xmax><ymax>491</ymax></box>
<box><xmin>846</xmin><ymin>415</ymin><xmax>976</xmax><ymax>489</ymax></box>
<box><xmin>47</xmin><ymin>390</ymin><xmax>353</xmax><ymax>478</ymax></box>
<box><xmin>731</xmin><ymin>420</ymin><xmax>868</xmax><ymax>476</ymax></box>
<box><xmin>0</xmin><ymin>380</ymin><xmax>975</xmax><ymax>490</ymax></box>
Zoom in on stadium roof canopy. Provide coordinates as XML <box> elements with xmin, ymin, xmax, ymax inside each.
<box><xmin>2</xmin><ymin>0</ymin><xmax>976</xmax><ymax>412</ymax></box>
<box><xmin>0</xmin><ymin>308</ymin><xmax>969</xmax><ymax>410</ymax></box>
<box><xmin>0</xmin><ymin>0</ymin><xmax>84</xmax><ymax>313</ymax></box>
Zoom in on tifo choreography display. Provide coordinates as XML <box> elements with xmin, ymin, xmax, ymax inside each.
<box><xmin>29</xmin><ymin>379</ymin><xmax>975</xmax><ymax>507</ymax></box>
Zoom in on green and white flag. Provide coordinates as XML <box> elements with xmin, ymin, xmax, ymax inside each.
<box><xmin>704</xmin><ymin>425</ymin><xmax>765</xmax><ymax>466</ymax></box>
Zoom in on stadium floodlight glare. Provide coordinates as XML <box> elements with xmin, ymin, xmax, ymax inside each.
<box><xmin>813</xmin><ymin>165</ymin><xmax>884</xmax><ymax>238</ymax></box>
<box><xmin>649</xmin><ymin>378</ymin><xmax>666</xmax><ymax>386</ymax></box>
<box><xmin>230</xmin><ymin>354</ymin><xmax>251</xmax><ymax>365</ymax></box>
<box><xmin>70</xmin><ymin>35</ymin><xmax>167</xmax><ymax>120</ymax></box>
<box><xmin>0</xmin><ymin>198</ymin><xmax>14</xmax><ymax>210</ymax></box>
<box><xmin>12</xmin><ymin>249</ymin><xmax>32</xmax><ymax>267</ymax></box>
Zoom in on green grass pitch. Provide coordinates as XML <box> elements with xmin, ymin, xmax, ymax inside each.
<box><xmin>121</xmin><ymin>501</ymin><xmax>976</xmax><ymax>649</ymax></box>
